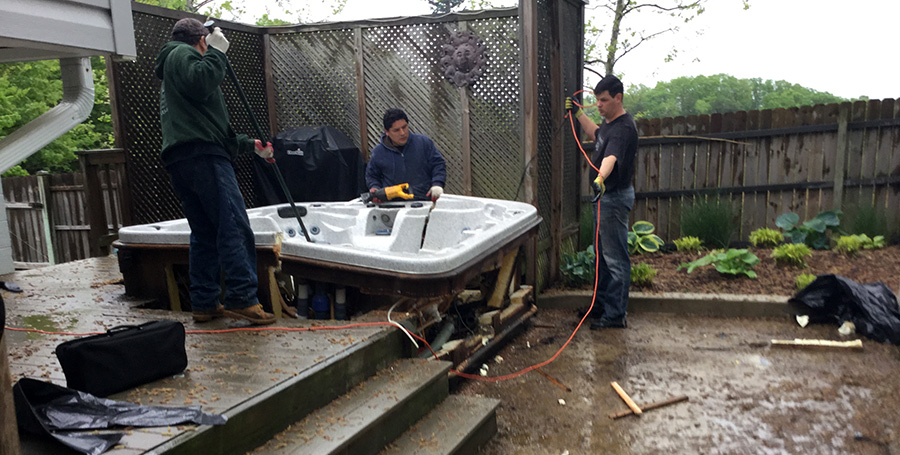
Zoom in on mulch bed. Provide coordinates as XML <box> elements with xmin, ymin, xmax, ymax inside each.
<box><xmin>629</xmin><ymin>245</ymin><xmax>900</xmax><ymax>297</ymax></box>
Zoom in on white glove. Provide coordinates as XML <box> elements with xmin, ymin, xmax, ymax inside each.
<box><xmin>206</xmin><ymin>27</ymin><xmax>229</xmax><ymax>53</ymax></box>
<box><xmin>254</xmin><ymin>140</ymin><xmax>274</xmax><ymax>162</ymax></box>
<box><xmin>427</xmin><ymin>186</ymin><xmax>443</xmax><ymax>201</ymax></box>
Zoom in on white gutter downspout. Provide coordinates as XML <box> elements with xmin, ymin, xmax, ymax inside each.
<box><xmin>0</xmin><ymin>57</ymin><xmax>95</xmax><ymax>173</ymax></box>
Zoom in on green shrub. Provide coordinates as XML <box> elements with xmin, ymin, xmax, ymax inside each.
<box><xmin>560</xmin><ymin>245</ymin><xmax>595</xmax><ymax>288</ymax></box>
<box><xmin>673</xmin><ymin>236</ymin><xmax>703</xmax><ymax>253</ymax></box>
<box><xmin>859</xmin><ymin>234</ymin><xmax>886</xmax><ymax>249</ymax></box>
<box><xmin>631</xmin><ymin>263</ymin><xmax>657</xmax><ymax>288</ymax></box>
<box><xmin>776</xmin><ymin>210</ymin><xmax>843</xmax><ymax>250</ymax></box>
<box><xmin>678</xmin><ymin>249</ymin><xmax>760</xmax><ymax>278</ymax></box>
<box><xmin>795</xmin><ymin>273</ymin><xmax>817</xmax><ymax>291</ymax></box>
<box><xmin>679</xmin><ymin>196</ymin><xmax>736</xmax><ymax>248</ymax></box>
<box><xmin>834</xmin><ymin>235</ymin><xmax>863</xmax><ymax>255</ymax></box>
<box><xmin>749</xmin><ymin>228</ymin><xmax>784</xmax><ymax>248</ymax></box>
<box><xmin>850</xmin><ymin>205</ymin><xmax>888</xmax><ymax>238</ymax></box>
<box><xmin>772</xmin><ymin>243</ymin><xmax>812</xmax><ymax>267</ymax></box>
<box><xmin>627</xmin><ymin>221</ymin><xmax>664</xmax><ymax>255</ymax></box>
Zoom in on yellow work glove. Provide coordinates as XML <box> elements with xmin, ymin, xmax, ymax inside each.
<box><xmin>565</xmin><ymin>97</ymin><xmax>583</xmax><ymax>118</ymax></box>
<box><xmin>591</xmin><ymin>174</ymin><xmax>606</xmax><ymax>198</ymax></box>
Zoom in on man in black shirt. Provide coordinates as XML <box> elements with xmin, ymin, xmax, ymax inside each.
<box><xmin>567</xmin><ymin>75</ymin><xmax>638</xmax><ymax>329</ymax></box>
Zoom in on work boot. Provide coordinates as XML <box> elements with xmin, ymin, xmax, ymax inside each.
<box><xmin>193</xmin><ymin>304</ymin><xmax>225</xmax><ymax>322</ymax></box>
<box><xmin>224</xmin><ymin>303</ymin><xmax>276</xmax><ymax>325</ymax></box>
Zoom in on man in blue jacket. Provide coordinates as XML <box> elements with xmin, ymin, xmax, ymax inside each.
<box><xmin>366</xmin><ymin>109</ymin><xmax>447</xmax><ymax>201</ymax></box>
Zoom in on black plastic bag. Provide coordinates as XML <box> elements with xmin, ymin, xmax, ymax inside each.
<box><xmin>789</xmin><ymin>274</ymin><xmax>900</xmax><ymax>345</ymax></box>
<box><xmin>14</xmin><ymin>378</ymin><xmax>227</xmax><ymax>455</ymax></box>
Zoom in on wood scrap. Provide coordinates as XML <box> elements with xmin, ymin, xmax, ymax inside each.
<box><xmin>609</xmin><ymin>395</ymin><xmax>689</xmax><ymax>420</ymax></box>
<box><xmin>535</xmin><ymin>368</ymin><xmax>571</xmax><ymax>392</ymax></box>
<box><xmin>770</xmin><ymin>339</ymin><xmax>863</xmax><ymax>349</ymax></box>
<box><xmin>610</xmin><ymin>381</ymin><xmax>642</xmax><ymax>416</ymax></box>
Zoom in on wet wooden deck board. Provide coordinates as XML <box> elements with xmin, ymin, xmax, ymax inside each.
<box><xmin>4</xmin><ymin>255</ymin><xmax>400</xmax><ymax>455</ymax></box>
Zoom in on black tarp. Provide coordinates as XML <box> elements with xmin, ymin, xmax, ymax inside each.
<box><xmin>789</xmin><ymin>274</ymin><xmax>900</xmax><ymax>345</ymax></box>
<box><xmin>14</xmin><ymin>378</ymin><xmax>226</xmax><ymax>455</ymax></box>
<box><xmin>254</xmin><ymin>126</ymin><xmax>366</xmax><ymax>206</ymax></box>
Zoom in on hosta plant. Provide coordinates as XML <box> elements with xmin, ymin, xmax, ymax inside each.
<box><xmin>627</xmin><ymin>221</ymin><xmax>664</xmax><ymax>255</ymax></box>
<box><xmin>776</xmin><ymin>210</ymin><xmax>843</xmax><ymax>250</ymax></box>
<box><xmin>834</xmin><ymin>235</ymin><xmax>863</xmax><ymax>256</ymax></box>
<box><xmin>678</xmin><ymin>249</ymin><xmax>760</xmax><ymax>278</ymax></box>
<box><xmin>772</xmin><ymin>243</ymin><xmax>812</xmax><ymax>267</ymax></box>
<box><xmin>795</xmin><ymin>273</ymin><xmax>817</xmax><ymax>291</ymax></box>
<box><xmin>749</xmin><ymin>228</ymin><xmax>784</xmax><ymax>248</ymax></box>
<box><xmin>631</xmin><ymin>263</ymin><xmax>657</xmax><ymax>288</ymax></box>
<box><xmin>560</xmin><ymin>245</ymin><xmax>595</xmax><ymax>288</ymax></box>
<box><xmin>674</xmin><ymin>236</ymin><xmax>703</xmax><ymax>253</ymax></box>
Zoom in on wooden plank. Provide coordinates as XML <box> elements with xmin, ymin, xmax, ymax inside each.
<box><xmin>521</xmin><ymin>0</ymin><xmax>539</xmax><ymax>287</ymax></box>
<box><xmin>821</xmin><ymin>103</ymin><xmax>842</xmax><ymax>212</ymax></box>
<box><xmin>728</xmin><ymin>110</ymin><xmax>747</xmax><ymax>240</ymax></box>
<box><xmin>766</xmin><ymin>108</ymin><xmax>788</xmax><ymax>229</ymax></box>
<box><xmin>0</xmin><ymin>336</ymin><xmax>21</xmax><ymax>454</ymax></box>
<box><xmin>856</xmin><ymin>100</ymin><xmax>882</xmax><ymax>221</ymax></box>
<box><xmin>741</xmin><ymin>110</ymin><xmax>763</xmax><ymax>235</ymax></box>
<box><xmin>784</xmin><ymin>107</ymin><xmax>806</xmax><ymax>221</ymax></box>
<box><xmin>843</xmin><ymin>101</ymin><xmax>868</xmax><ymax>215</ymax></box>
<box><xmin>668</xmin><ymin>116</ymin><xmax>686</xmax><ymax>240</ymax></box>
<box><xmin>645</xmin><ymin>118</ymin><xmax>662</xmax><ymax>229</ymax></box>
<box><xmin>657</xmin><ymin>117</ymin><xmax>674</xmax><ymax>239</ymax></box>
<box><xmin>354</xmin><ymin>27</ymin><xmax>370</xmax><ymax>160</ymax></box>
<box><xmin>884</xmin><ymin>100</ymin><xmax>900</xmax><ymax>237</ymax></box>
<box><xmin>755</xmin><ymin>109</ymin><xmax>773</xmax><ymax>229</ymax></box>
<box><xmin>806</xmin><ymin>104</ymin><xmax>828</xmax><ymax>215</ymax></box>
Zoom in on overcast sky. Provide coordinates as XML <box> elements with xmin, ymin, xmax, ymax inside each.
<box><xmin>213</xmin><ymin>0</ymin><xmax>898</xmax><ymax>100</ymax></box>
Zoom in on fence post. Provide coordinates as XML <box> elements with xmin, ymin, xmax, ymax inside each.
<box><xmin>36</xmin><ymin>171</ymin><xmax>56</xmax><ymax>265</ymax></box>
<box><xmin>833</xmin><ymin>103</ymin><xmax>850</xmax><ymax>211</ymax></box>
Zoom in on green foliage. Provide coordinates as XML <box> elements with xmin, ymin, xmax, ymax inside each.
<box><xmin>631</xmin><ymin>263</ymin><xmax>657</xmax><ymax>288</ymax></box>
<box><xmin>0</xmin><ymin>56</ymin><xmax>112</xmax><ymax>176</ymax></box>
<box><xmin>795</xmin><ymin>273</ymin><xmax>817</xmax><ymax>291</ymax></box>
<box><xmin>850</xmin><ymin>205</ymin><xmax>888</xmax><ymax>238</ymax></box>
<box><xmin>834</xmin><ymin>235</ymin><xmax>862</xmax><ymax>256</ymax></box>
<box><xmin>836</xmin><ymin>234</ymin><xmax>885</xmax><ymax>253</ymax></box>
<box><xmin>772</xmin><ymin>243</ymin><xmax>812</xmax><ymax>267</ymax></box>
<box><xmin>673</xmin><ymin>236</ymin><xmax>703</xmax><ymax>253</ymax></box>
<box><xmin>678</xmin><ymin>249</ymin><xmax>760</xmax><ymax>279</ymax></box>
<box><xmin>776</xmin><ymin>210</ymin><xmax>843</xmax><ymax>250</ymax></box>
<box><xmin>627</xmin><ymin>74</ymin><xmax>846</xmax><ymax>119</ymax></box>
<box><xmin>749</xmin><ymin>228</ymin><xmax>784</xmax><ymax>248</ymax></box>
<box><xmin>560</xmin><ymin>245</ymin><xmax>595</xmax><ymax>288</ymax></box>
<box><xmin>679</xmin><ymin>197</ymin><xmax>735</xmax><ymax>248</ymax></box>
<box><xmin>627</xmin><ymin>221</ymin><xmax>664</xmax><ymax>255</ymax></box>
<box><xmin>256</xmin><ymin>14</ymin><xmax>291</xmax><ymax>26</ymax></box>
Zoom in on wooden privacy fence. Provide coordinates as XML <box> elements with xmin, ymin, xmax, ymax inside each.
<box><xmin>2</xmin><ymin>149</ymin><xmax>129</xmax><ymax>267</ymax></box>
<box><xmin>629</xmin><ymin>99</ymin><xmax>900</xmax><ymax>242</ymax></box>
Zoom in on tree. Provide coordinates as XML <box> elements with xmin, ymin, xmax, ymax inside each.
<box><xmin>0</xmin><ymin>56</ymin><xmax>112</xmax><ymax>176</ymax></box>
<box><xmin>428</xmin><ymin>0</ymin><xmax>466</xmax><ymax>13</ymax></box>
<box><xmin>585</xmin><ymin>0</ymin><xmax>749</xmax><ymax>77</ymax></box>
<box><xmin>625</xmin><ymin>74</ymin><xmax>846</xmax><ymax>119</ymax></box>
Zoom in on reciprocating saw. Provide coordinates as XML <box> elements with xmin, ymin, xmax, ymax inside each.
<box><xmin>360</xmin><ymin>183</ymin><xmax>415</xmax><ymax>203</ymax></box>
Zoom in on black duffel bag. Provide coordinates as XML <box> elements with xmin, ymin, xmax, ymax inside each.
<box><xmin>55</xmin><ymin>320</ymin><xmax>187</xmax><ymax>397</ymax></box>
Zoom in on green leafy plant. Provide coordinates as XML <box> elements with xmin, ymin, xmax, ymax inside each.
<box><xmin>859</xmin><ymin>234</ymin><xmax>886</xmax><ymax>249</ymax></box>
<box><xmin>850</xmin><ymin>205</ymin><xmax>888</xmax><ymax>239</ymax></box>
<box><xmin>749</xmin><ymin>228</ymin><xmax>784</xmax><ymax>248</ymax></box>
<box><xmin>677</xmin><ymin>249</ymin><xmax>760</xmax><ymax>278</ymax></box>
<box><xmin>560</xmin><ymin>245</ymin><xmax>595</xmax><ymax>288</ymax></box>
<box><xmin>631</xmin><ymin>263</ymin><xmax>657</xmax><ymax>288</ymax></box>
<box><xmin>679</xmin><ymin>196</ymin><xmax>736</xmax><ymax>248</ymax></box>
<box><xmin>673</xmin><ymin>236</ymin><xmax>703</xmax><ymax>253</ymax></box>
<box><xmin>627</xmin><ymin>221</ymin><xmax>664</xmax><ymax>255</ymax></box>
<box><xmin>795</xmin><ymin>273</ymin><xmax>817</xmax><ymax>291</ymax></box>
<box><xmin>776</xmin><ymin>210</ymin><xmax>843</xmax><ymax>250</ymax></box>
<box><xmin>772</xmin><ymin>243</ymin><xmax>812</xmax><ymax>267</ymax></box>
<box><xmin>834</xmin><ymin>235</ymin><xmax>863</xmax><ymax>256</ymax></box>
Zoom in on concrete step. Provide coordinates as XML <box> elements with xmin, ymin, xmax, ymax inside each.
<box><xmin>251</xmin><ymin>358</ymin><xmax>451</xmax><ymax>455</ymax></box>
<box><xmin>381</xmin><ymin>395</ymin><xmax>501</xmax><ymax>455</ymax></box>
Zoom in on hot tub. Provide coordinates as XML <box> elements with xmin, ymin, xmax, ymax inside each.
<box><xmin>115</xmin><ymin>195</ymin><xmax>541</xmax><ymax>298</ymax></box>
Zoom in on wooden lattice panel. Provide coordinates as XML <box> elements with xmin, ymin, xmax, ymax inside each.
<box><xmin>467</xmin><ymin>16</ymin><xmax>524</xmax><ymax>201</ymax></box>
<box><xmin>269</xmin><ymin>30</ymin><xmax>360</xmax><ymax>142</ymax></box>
<box><xmin>536</xmin><ymin>0</ymin><xmax>555</xmax><ymax>242</ymax></box>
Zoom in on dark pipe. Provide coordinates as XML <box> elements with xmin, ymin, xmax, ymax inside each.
<box><xmin>206</xmin><ymin>20</ymin><xmax>311</xmax><ymax>242</ymax></box>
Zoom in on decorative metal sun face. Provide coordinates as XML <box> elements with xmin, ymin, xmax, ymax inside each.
<box><xmin>440</xmin><ymin>30</ymin><xmax>487</xmax><ymax>88</ymax></box>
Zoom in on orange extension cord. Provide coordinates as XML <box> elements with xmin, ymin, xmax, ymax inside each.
<box><xmin>5</xmin><ymin>92</ymin><xmax>605</xmax><ymax>384</ymax></box>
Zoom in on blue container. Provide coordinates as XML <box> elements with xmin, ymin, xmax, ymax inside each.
<box><xmin>311</xmin><ymin>284</ymin><xmax>330</xmax><ymax>320</ymax></box>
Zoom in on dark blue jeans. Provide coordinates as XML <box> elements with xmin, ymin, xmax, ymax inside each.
<box><xmin>167</xmin><ymin>154</ymin><xmax>258</xmax><ymax>312</ymax></box>
<box><xmin>591</xmin><ymin>186</ymin><xmax>635</xmax><ymax>324</ymax></box>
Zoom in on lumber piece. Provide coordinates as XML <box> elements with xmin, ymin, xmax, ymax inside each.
<box><xmin>487</xmin><ymin>249</ymin><xmax>518</xmax><ymax>308</ymax></box>
<box><xmin>610</xmin><ymin>381</ymin><xmax>642</xmax><ymax>416</ymax></box>
<box><xmin>770</xmin><ymin>339</ymin><xmax>863</xmax><ymax>349</ymax></box>
<box><xmin>609</xmin><ymin>395</ymin><xmax>689</xmax><ymax>419</ymax></box>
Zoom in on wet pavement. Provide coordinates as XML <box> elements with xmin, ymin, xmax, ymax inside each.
<box><xmin>458</xmin><ymin>309</ymin><xmax>900</xmax><ymax>455</ymax></box>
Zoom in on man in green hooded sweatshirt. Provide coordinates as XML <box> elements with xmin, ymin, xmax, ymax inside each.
<box><xmin>155</xmin><ymin>17</ymin><xmax>275</xmax><ymax>325</ymax></box>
